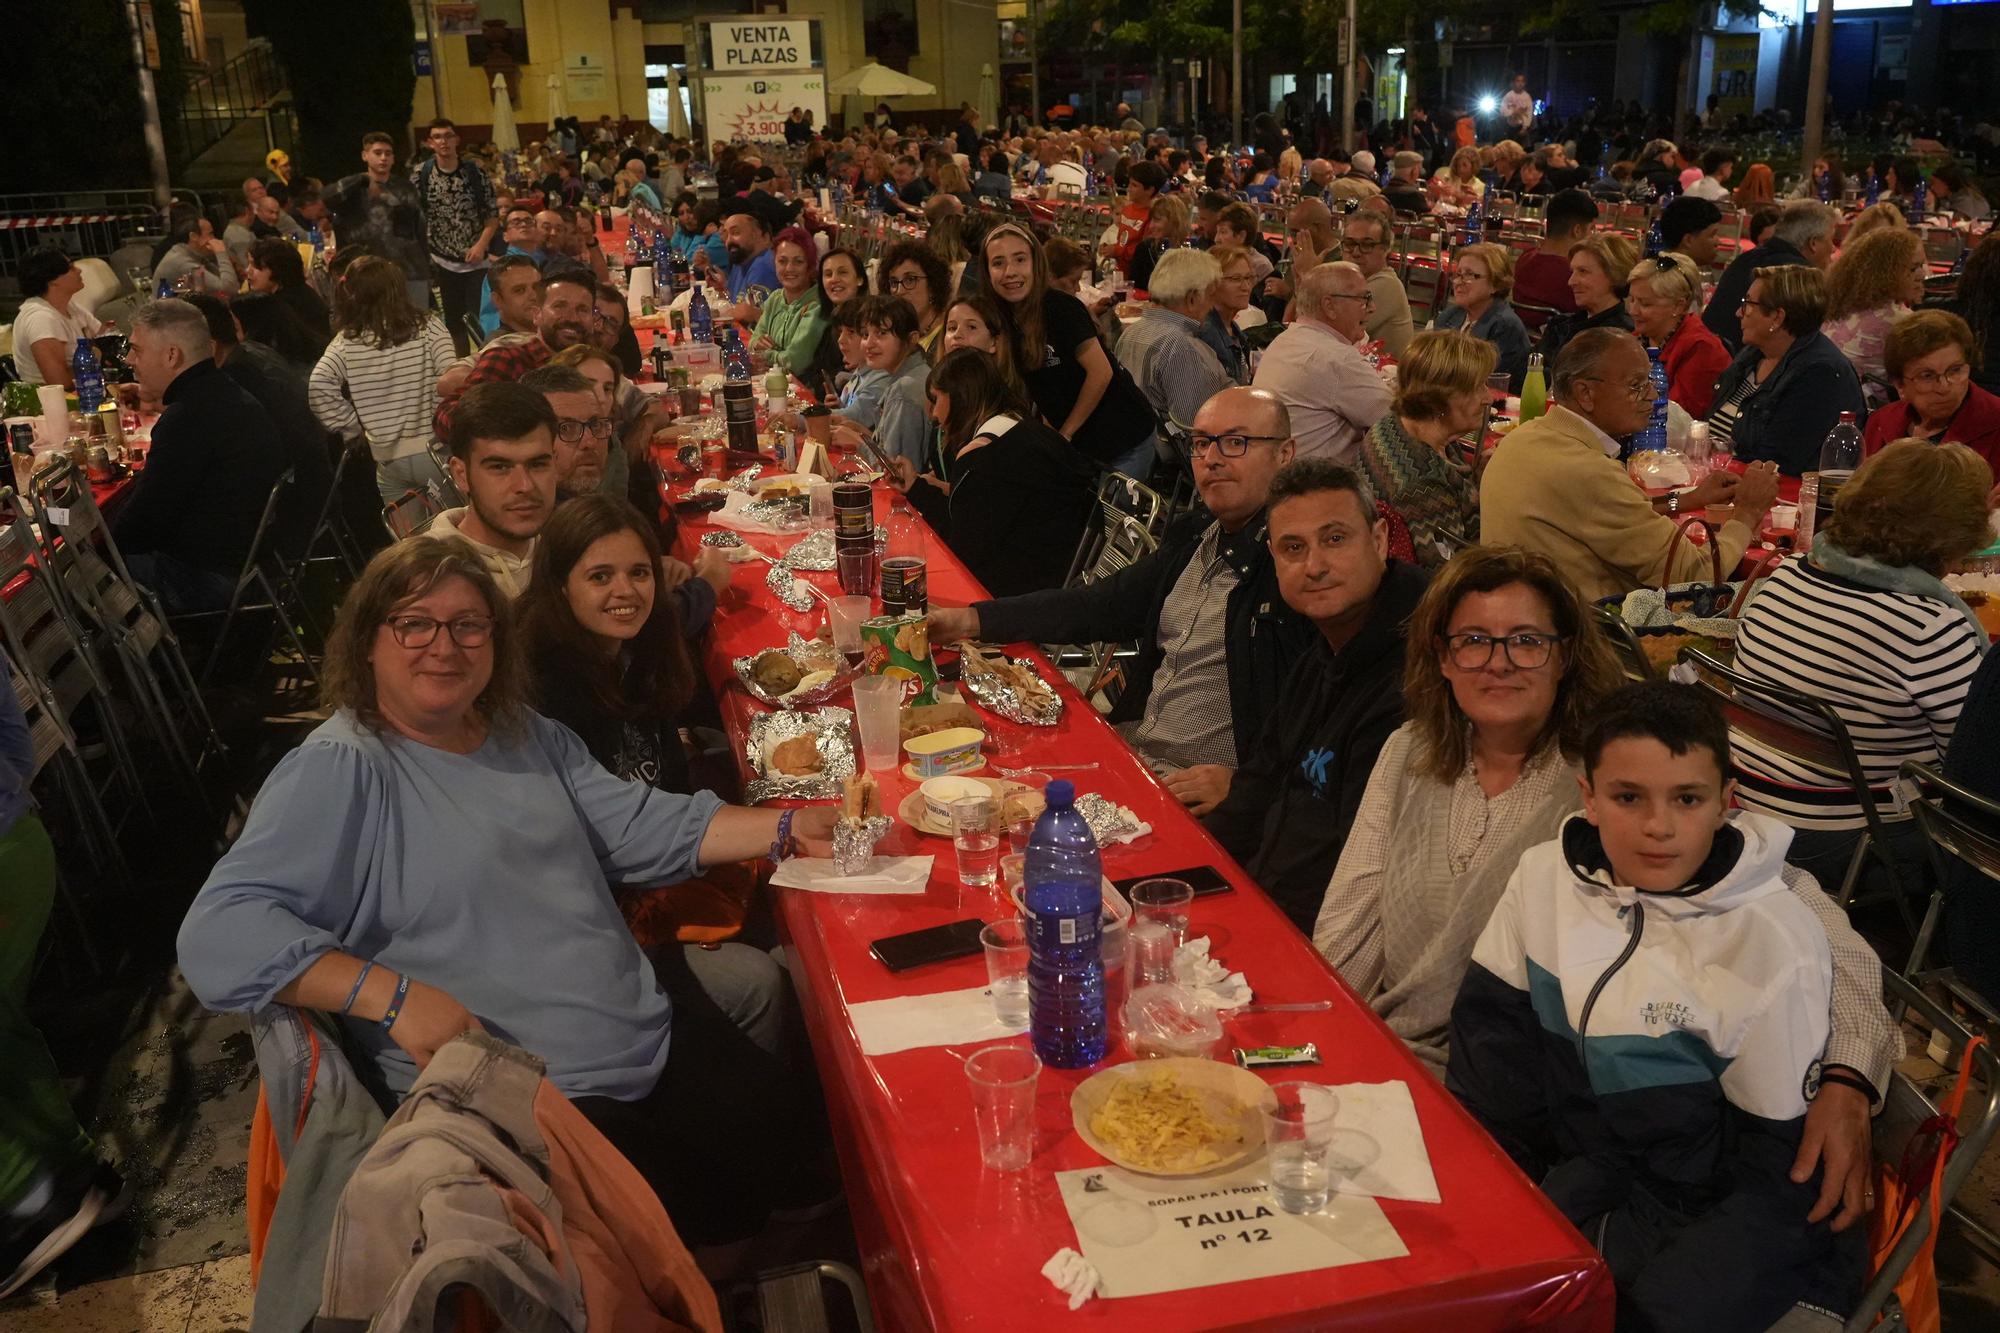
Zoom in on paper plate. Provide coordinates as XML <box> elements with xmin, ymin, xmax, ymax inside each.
<box><xmin>1071</xmin><ymin>1058</ymin><xmax>1267</xmax><ymax>1178</ymax></box>
<box><xmin>896</xmin><ymin>777</ymin><xmax>1026</xmax><ymax>837</ymax></box>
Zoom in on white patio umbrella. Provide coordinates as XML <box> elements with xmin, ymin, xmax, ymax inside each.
<box><xmin>665</xmin><ymin>65</ymin><xmax>690</xmax><ymax>140</ymax></box>
<box><xmin>978</xmin><ymin>63</ymin><xmax>997</xmax><ymax>129</ymax></box>
<box><xmin>826</xmin><ymin>62</ymin><xmax>937</xmax><ymax>99</ymax></box>
<box><xmin>546</xmin><ymin>72</ymin><xmax>567</xmax><ymax>126</ymax></box>
<box><xmin>490</xmin><ymin>72</ymin><xmax>519</xmax><ymax>153</ymax></box>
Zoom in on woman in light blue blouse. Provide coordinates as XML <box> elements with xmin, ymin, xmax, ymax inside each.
<box><xmin>176</xmin><ymin>538</ymin><xmax>835</xmax><ymax>1245</ymax></box>
<box><xmin>1433</xmin><ymin>242</ymin><xmax>1533</xmax><ymax>392</ymax></box>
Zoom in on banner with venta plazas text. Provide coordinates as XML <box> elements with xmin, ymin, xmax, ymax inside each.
<box><xmin>700</xmin><ymin>73</ymin><xmax>826</xmax><ymax>143</ymax></box>
<box><xmin>707</xmin><ymin>19</ymin><xmax>814</xmax><ymax>72</ymax></box>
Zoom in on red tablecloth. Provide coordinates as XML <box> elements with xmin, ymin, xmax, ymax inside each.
<box><xmin>666</xmin><ymin>462</ymin><xmax>1613</xmax><ymax>1332</ymax></box>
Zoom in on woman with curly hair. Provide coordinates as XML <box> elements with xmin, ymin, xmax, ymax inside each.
<box><xmin>1823</xmin><ymin>225</ymin><xmax>1926</xmax><ymax>405</ymax></box>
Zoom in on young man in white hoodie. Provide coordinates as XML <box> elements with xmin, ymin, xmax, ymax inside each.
<box><xmin>1447</xmin><ymin>682</ymin><xmax>1868</xmax><ymax>1333</ymax></box>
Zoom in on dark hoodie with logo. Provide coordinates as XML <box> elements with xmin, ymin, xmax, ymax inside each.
<box><xmin>1204</xmin><ymin>559</ymin><xmax>1428</xmax><ymax>934</ymax></box>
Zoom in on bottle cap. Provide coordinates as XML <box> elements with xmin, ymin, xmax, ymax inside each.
<box><xmin>1046</xmin><ymin>778</ymin><xmax>1074</xmax><ymax>806</ymax></box>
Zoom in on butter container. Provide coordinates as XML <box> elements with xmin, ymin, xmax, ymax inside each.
<box><xmin>902</xmin><ymin>726</ymin><xmax>984</xmax><ymax>777</ymax></box>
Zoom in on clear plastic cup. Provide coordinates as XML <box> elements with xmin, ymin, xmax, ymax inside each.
<box><xmin>965</xmin><ymin>1045</ymin><xmax>1039</xmax><ymax>1170</ymax></box>
<box><xmin>1260</xmin><ymin>1082</ymin><xmax>1341</xmax><ymax>1213</ymax></box>
<box><xmin>980</xmin><ymin>919</ymin><xmax>1030</xmax><ymax>1027</ymax></box>
<box><xmin>1129</xmin><ymin>878</ymin><xmax>1194</xmax><ymax>947</ymax></box>
<box><xmin>829</xmin><ymin>595</ymin><xmax>870</xmax><ymax>657</ymax></box>
<box><xmin>851</xmin><ymin>676</ymin><xmax>903</xmax><ymax>771</ymax></box>
<box><xmin>952</xmin><ymin>796</ymin><xmax>1002</xmax><ymax>888</ymax></box>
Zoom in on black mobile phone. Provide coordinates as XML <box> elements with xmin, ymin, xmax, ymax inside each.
<box><xmin>1112</xmin><ymin>865</ymin><xmax>1235</xmax><ymax>901</ymax></box>
<box><xmin>869</xmin><ymin>918</ymin><xmax>987</xmax><ymax>973</ymax></box>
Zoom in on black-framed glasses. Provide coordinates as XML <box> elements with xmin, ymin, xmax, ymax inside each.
<box><xmin>1440</xmin><ymin>631</ymin><xmax>1565</xmax><ymax>670</ymax></box>
<box><xmin>385</xmin><ymin>615</ymin><xmax>495</xmax><ymax>649</ymax></box>
<box><xmin>554</xmin><ymin>416</ymin><xmax>616</xmax><ymax>442</ymax></box>
<box><xmin>1342</xmin><ymin>238</ymin><xmax>1385</xmax><ymax>252</ymax></box>
<box><xmin>884</xmin><ymin>273</ymin><xmax>926</xmax><ymax>293</ymax></box>
<box><xmin>1740</xmin><ymin>297</ymin><xmax>1776</xmax><ymax>315</ymax></box>
<box><xmin>1190</xmin><ymin>432</ymin><xmax>1288</xmax><ymax>458</ymax></box>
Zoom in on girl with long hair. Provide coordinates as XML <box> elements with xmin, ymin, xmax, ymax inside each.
<box><xmin>941</xmin><ymin>292</ymin><xmax>1026</xmax><ymax>395</ymax></box>
<box><xmin>244</xmin><ymin>236</ymin><xmax>331</xmax><ymax>351</ymax></box>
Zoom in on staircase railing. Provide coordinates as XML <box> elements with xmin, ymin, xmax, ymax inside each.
<box><xmin>168</xmin><ymin>38</ymin><xmax>295</xmax><ymax>171</ymax></box>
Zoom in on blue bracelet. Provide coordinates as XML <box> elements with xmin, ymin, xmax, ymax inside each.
<box><xmin>379</xmin><ymin>972</ymin><xmax>412</xmax><ymax>1032</ymax></box>
<box><xmin>770</xmin><ymin>808</ymin><xmax>796</xmax><ymax>864</ymax></box>
<box><xmin>339</xmin><ymin>960</ymin><xmax>375</xmax><ymax>1016</ymax></box>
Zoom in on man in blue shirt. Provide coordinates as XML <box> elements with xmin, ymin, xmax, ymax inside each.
<box><xmin>718</xmin><ymin>207</ymin><xmax>779</xmax><ymax>324</ymax></box>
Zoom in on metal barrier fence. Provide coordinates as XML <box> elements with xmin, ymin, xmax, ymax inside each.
<box><xmin>0</xmin><ymin>190</ymin><xmax>202</xmax><ymax>305</ymax></box>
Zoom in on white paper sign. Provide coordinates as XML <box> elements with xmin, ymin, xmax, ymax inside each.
<box><xmin>707</xmin><ymin>19</ymin><xmax>812</xmax><ymax>72</ymax></box>
<box><xmin>1054</xmin><ymin>1160</ymin><xmax>1407</xmax><ymax>1297</ymax></box>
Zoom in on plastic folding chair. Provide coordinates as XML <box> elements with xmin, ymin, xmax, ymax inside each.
<box><xmin>1897</xmin><ymin>760</ymin><xmax>2000</xmax><ymax>1023</ymax></box>
<box><xmin>1678</xmin><ymin>646</ymin><xmax>1915</xmax><ymax>919</ymax></box>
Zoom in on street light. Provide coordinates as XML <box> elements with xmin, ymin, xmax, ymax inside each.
<box><xmin>1476</xmin><ymin>94</ymin><xmax>1498</xmax><ymax>115</ymax></box>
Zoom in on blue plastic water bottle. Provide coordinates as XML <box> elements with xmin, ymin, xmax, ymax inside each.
<box><xmin>1817</xmin><ymin>172</ymin><xmax>1831</xmax><ymax>203</ymax></box>
<box><xmin>1023</xmin><ymin>780</ymin><xmax>1107</xmax><ymax>1068</ymax></box>
<box><xmin>687</xmin><ymin>283</ymin><xmax>713</xmax><ymax>344</ymax></box>
<box><xmin>1462</xmin><ymin>198</ymin><xmax>1481</xmax><ymax>246</ymax></box>
<box><xmin>1866</xmin><ymin>172</ymin><xmax>1881</xmax><ymax>206</ymax></box>
<box><xmin>1635</xmin><ymin>344</ymin><xmax>1669</xmax><ymax>454</ymax></box>
<box><xmin>1911</xmin><ymin>174</ymin><xmax>1927</xmax><ymax>226</ymax></box>
<box><xmin>71</xmin><ymin>340</ymin><xmax>106</xmax><ymax>412</ymax></box>
<box><xmin>307</xmin><ymin>225</ymin><xmax>324</xmax><ymax>254</ymax></box>
<box><xmin>1645</xmin><ymin>218</ymin><xmax>1664</xmax><ymax>257</ymax></box>
<box><xmin>651</xmin><ymin>226</ymin><xmax>671</xmax><ymax>278</ymax></box>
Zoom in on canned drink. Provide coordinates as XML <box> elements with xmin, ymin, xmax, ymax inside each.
<box><xmin>880</xmin><ymin>555</ymin><xmax>928</xmax><ymax>616</ymax></box>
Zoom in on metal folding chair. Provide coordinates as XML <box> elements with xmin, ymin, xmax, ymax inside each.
<box><xmin>293</xmin><ymin>442</ymin><xmax>368</xmax><ymax>583</ymax></box>
<box><xmin>382</xmin><ymin>486</ymin><xmax>442</xmax><ymax>541</ymax></box>
<box><xmin>1045</xmin><ymin>509</ymin><xmax>1160</xmax><ymax>705</ymax></box>
<box><xmin>1678</xmin><ymin>646</ymin><xmax>1915</xmax><ymax>918</ymax></box>
<box><xmin>1591</xmin><ymin>603</ymin><xmax>1658</xmax><ymax>681</ymax></box>
<box><xmin>168</xmin><ymin>469</ymin><xmax>321</xmax><ymax>688</ymax></box>
<box><xmin>1898</xmin><ymin>760</ymin><xmax>2000</xmax><ymax>1022</ymax></box>
<box><xmin>5</xmin><ymin>653</ymin><xmax>119</xmax><ymax>972</ymax></box>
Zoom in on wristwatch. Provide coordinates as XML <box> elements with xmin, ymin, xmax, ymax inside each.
<box><xmin>1667</xmin><ymin>490</ymin><xmax>1681</xmax><ymax>516</ymax></box>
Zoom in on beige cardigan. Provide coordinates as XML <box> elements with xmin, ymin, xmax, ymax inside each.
<box><xmin>1478</xmin><ymin>405</ymin><xmax>1756</xmax><ymax>604</ymax></box>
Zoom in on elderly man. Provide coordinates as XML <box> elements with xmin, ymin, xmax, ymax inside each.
<box><xmin>1705</xmin><ymin>200</ymin><xmax>1837</xmax><ymax>349</ymax></box>
<box><xmin>113</xmin><ymin>300</ymin><xmax>288</xmax><ymax>612</ymax></box>
<box><xmin>1337</xmin><ymin>212</ymin><xmax>1412</xmax><ymax>357</ymax></box>
<box><xmin>1383</xmin><ymin>150</ymin><xmax>1430</xmax><ymax>214</ymax></box>
<box><xmin>1329</xmin><ymin>153</ymin><xmax>1381</xmax><ymax>207</ymax></box>
<box><xmin>1117</xmin><ymin>250</ymin><xmax>1234</xmax><ymax>429</ymax></box>
<box><xmin>926</xmin><ymin>387</ymin><xmax>1314</xmax><ymax>814</ymax></box>
<box><xmin>253</xmin><ymin>192</ymin><xmax>308</xmax><ymax>243</ymax></box>
<box><xmin>1480</xmin><ymin>329</ymin><xmax>1782</xmax><ymax>602</ymax></box>
<box><xmin>1302</xmin><ymin>158</ymin><xmax>1336</xmax><ymax>200</ymax></box>
<box><xmin>1252</xmin><ymin>262</ymin><xmax>1393</xmax><ymax>465</ymax></box>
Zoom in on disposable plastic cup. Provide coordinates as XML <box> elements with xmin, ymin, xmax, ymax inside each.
<box><xmin>980</xmin><ymin>919</ymin><xmax>1030</xmax><ymax>1027</ymax></box>
<box><xmin>1260</xmin><ymin>1082</ymin><xmax>1341</xmax><ymax>1214</ymax></box>
<box><xmin>965</xmin><ymin>1045</ymin><xmax>1039</xmax><ymax>1170</ymax></box>
<box><xmin>952</xmin><ymin>797</ymin><xmax>1002</xmax><ymax>888</ymax></box>
<box><xmin>829</xmin><ymin>596</ymin><xmax>870</xmax><ymax>656</ymax></box>
<box><xmin>851</xmin><ymin>676</ymin><xmax>902</xmax><ymax>770</ymax></box>
<box><xmin>1129</xmin><ymin>878</ymin><xmax>1194</xmax><ymax>946</ymax></box>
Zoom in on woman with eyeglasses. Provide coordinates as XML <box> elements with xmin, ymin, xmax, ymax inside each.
<box><xmin>1433</xmin><ymin>243</ymin><xmax>1531</xmax><ymax>391</ymax></box>
<box><xmin>1539</xmin><ymin>232</ymin><xmax>1638</xmax><ymax>372</ymax></box>
<box><xmin>1861</xmin><ymin>311</ymin><xmax>2000</xmax><ymax>475</ymax></box>
<box><xmin>877</xmin><ymin>239</ymin><xmax>950</xmax><ymax>362</ymax></box>
<box><xmin>1823</xmin><ymin>227</ymin><xmax>1927</xmax><ymax>408</ymax></box>
<box><xmin>748</xmin><ymin>225</ymin><xmax>829</xmax><ymax>378</ymax></box>
<box><xmin>1624</xmin><ymin>251</ymin><xmax>1732</xmax><ymax>418</ymax></box>
<box><xmin>1708</xmin><ymin>265</ymin><xmax>1866</xmax><ymax>475</ymax></box>
<box><xmin>179</xmin><ymin>538</ymin><xmax>839</xmax><ymax>1250</ymax></box>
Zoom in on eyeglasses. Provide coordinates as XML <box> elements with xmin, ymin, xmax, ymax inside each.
<box><xmin>1342</xmin><ymin>239</ymin><xmax>1385</xmax><ymax>252</ymax></box>
<box><xmin>1740</xmin><ymin>298</ymin><xmax>1776</xmax><ymax>315</ymax></box>
<box><xmin>1221</xmin><ymin>269</ymin><xmax>1255</xmax><ymax>282</ymax></box>
<box><xmin>1189</xmin><ymin>432</ymin><xmax>1287</xmax><ymax>458</ymax></box>
<box><xmin>1581</xmin><ymin>375</ymin><xmax>1654</xmax><ymax>401</ymax></box>
<box><xmin>1328</xmin><ymin>292</ymin><xmax>1375</xmax><ymax>307</ymax></box>
<box><xmin>884</xmin><ymin>273</ymin><xmax>927</xmax><ymax>293</ymax></box>
<box><xmin>1904</xmin><ymin>362</ymin><xmax>1971</xmax><ymax>390</ymax></box>
<box><xmin>554</xmin><ymin>416</ymin><xmax>616</xmax><ymax>442</ymax></box>
<box><xmin>1439</xmin><ymin>631</ymin><xmax>1564</xmax><ymax>670</ymax></box>
<box><xmin>385</xmin><ymin>615</ymin><xmax>495</xmax><ymax>649</ymax></box>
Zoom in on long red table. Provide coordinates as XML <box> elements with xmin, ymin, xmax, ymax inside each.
<box><xmin>665</xmin><ymin>459</ymin><xmax>1613</xmax><ymax>1331</ymax></box>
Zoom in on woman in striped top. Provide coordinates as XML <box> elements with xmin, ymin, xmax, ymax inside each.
<box><xmin>1730</xmin><ymin>440</ymin><xmax>1993</xmax><ymax>889</ymax></box>
<box><xmin>308</xmin><ymin>255</ymin><xmax>458</xmax><ymax>504</ymax></box>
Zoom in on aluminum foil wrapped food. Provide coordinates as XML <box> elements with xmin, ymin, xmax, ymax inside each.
<box><xmin>1074</xmin><ymin>792</ymin><xmax>1147</xmax><ymax>847</ymax></box>
<box><xmin>831</xmin><ymin>814</ymin><xmax>894</xmax><ymax>875</ymax></box>
<box><xmin>743</xmin><ymin>496</ymin><xmax>809</xmax><ymax>528</ymax></box>
<box><xmin>744</xmin><ymin>706</ymin><xmax>854</xmax><ymax>803</ymax></box>
<box><xmin>779</xmin><ymin>529</ymin><xmax>837</xmax><ymax>571</ymax></box>
<box><xmin>724</xmin><ymin>464</ymin><xmax>767</xmax><ymax>492</ymax></box>
<box><xmin>731</xmin><ymin>632</ymin><xmax>856</xmax><ymax>708</ymax></box>
<box><xmin>765</xmin><ymin>563</ymin><xmax>819</xmax><ymax>612</ymax></box>
<box><xmin>955</xmin><ymin>644</ymin><xmax>1063</xmax><ymax>726</ymax></box>
<box><xmin>700</xmin><ymin>529</ymin><xmax>744</xmax><ymax>549</ymax></box>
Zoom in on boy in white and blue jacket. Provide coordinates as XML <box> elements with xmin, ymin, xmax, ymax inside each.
<box><xmin>1447</xmin><ymin>681</ymin><xmax>1866</xmax><ymax>1333</ymax></box>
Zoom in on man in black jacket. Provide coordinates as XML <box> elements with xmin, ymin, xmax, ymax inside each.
<box><xmin>1203</xmin><ymin>460</ymin><xmax>1428</xmax><ymax>934</ymax></box>
<box><xmin>116</xmin><ymin>299</ymin><xmax>288</xmax><ymax>612</ymax></box>
<box><xmin>927</xmin><ymin>387</ymin><xmax>1314</xmax><ymax>816</ymax></box>
<box><xmin>1702</xmin><ymin>200</ymin><xmax>1836</xmax><ymax>351</ymax></box>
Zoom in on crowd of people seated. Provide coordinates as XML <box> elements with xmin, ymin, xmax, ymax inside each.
<box><xmin>8</xmin><ymin>96</ymin><xmax>2000</xmax><ymax>1329</ymax></box>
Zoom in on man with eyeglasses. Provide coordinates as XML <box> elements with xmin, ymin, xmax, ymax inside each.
<box><xmin>1203</xmin><ymin>459</ymin><xmax>1429</xmax><ymax>934</ymax></box>
<box><xmin>412</xmin><ymin>118</ymin><xmax>499</xmax><ymax>357</ymax></box>
<box><xmin>436</xmin><ymin>273</ymin><xmax>600</xmax><ymax>436</ymax></box>
<box><xmin>423</xmin><ymin>383</ymin><xmax>559</xmax><ymax>600</ymax></box>
<box><xmin>1251</xmin><ymin>262</ymin><xmax>1394</xmax><ymax>465</ymax></box>
<box><xmin>1337</xmin><ymin>213</ymin><xmax>1413</xmax><ymax>357</ymax></box>
<box><xmin>521</xmin><ymin>364</ymin><xmax>616</xmax><ymax>500</ymax></box>
<box><xmin>1481</xmin><ymin>328</ymin><xmax>1781</xmax><ymax>603</ymax></box>
<box><xmin>1704</xmin><ymin>200</ymin><xmax>1836</xmax><ymax>350</ymax></box>
<box><xmin>927</xmin><ymin>387</ymin><xmax>1314</xmax><ymax>812</ymax></box>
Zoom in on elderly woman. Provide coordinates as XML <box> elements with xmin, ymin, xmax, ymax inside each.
<box><xmin>1862</xmin><ymin>310</ymin><xmax>2000</xmax><ymax>476</ymax></box>
<box><xmin>1429</xmin><ymin>146</ymin><xmax>1486</xmax><ymax>209</ymax></box>
<box><xmin>177</xmin><ymin>537</ymin><xmax>837</xmax><ymax>1246</ymax></box>
<box><xmin>1626</xmin><ymin>251</ymin><xmax>1733</xmax><ymax>418</ymax></box>
<box><xmin>1434</xmin><ymin>243</ymin><xmax>1531</xmax><ymax>391</ymax></box>
<box><xmin>1200</xmin><ymin>244</ymin><xmax>1258</xmax><ymax>383</ymax></box>
<box><xmin>1357</xmin><ymin>329</ymin><xmax>1494</xmax><ymax>566</ymax></box>
<box><xmin>1732</xmin><ymin>440</ymin><xmax>1993</xmax><ymax>891</ymax></box>
<box><xmin>1540</xmin><ymin>232</ymin><xmax>1638</xmax><ymax>371</ymax></box>
<box><xmin>748</xmin><ymin>225</ymin><xmax>829</xmax><ymax>377</ymax></box>
<box><xmin>1708</xmin><ymin>265</ymin><xmax>1866</xmax><ymax>475</ymax></box>
<box><xmin>1824</xmin><ymin>226</ymin><xmax>1927</xmax><ymax>407</ymax></box>
<box><xmin>1318</xmin><ymin>545</ymin><xmax>1898</xmax><ymax>1230</ymax></box>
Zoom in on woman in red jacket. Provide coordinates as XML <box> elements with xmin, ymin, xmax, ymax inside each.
<box><xmin>1863</xmin><ymin>310</ymin><xmax>2000</xmax><ymax>478</ymax></box>
<box><xmin>1626</xmin><ymin>252</ymin><xmax>1733</xmax><ymax>418</ymax></box>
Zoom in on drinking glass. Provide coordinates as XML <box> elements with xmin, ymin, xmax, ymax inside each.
<box><xmin>965</xmin><ymin>1045</ymin><xmax>1039</xmax><ymax>1171</ymax></box>
<box><xmin>829</xmin><ymin>595</ymin><xmax>870</xmax><ymax>658</ymax></box>
<box><xmin>1130</xmin><ymin>918</ymin><xmax>1178</xmax><ymax>985</ymax></box>
<box><xmin>851</xmin><ymin>676</ymin><xmax>902</xmax><ymax>771</ymax></box>
<box><xmin>809</xmin><ymin>484</ymin><xmax>835</xmax><ymax>530</ymax></box>
<box><xmin>980</xmin><ymin>919</ymin><xmax>1030</xmax><ymax>1028</ymax></box>
<box><xmin>1129</xmin><ymin>878</ymin><xmax>1194</xmax><ymax>947</ymax></box>
<box><xmin>1259</xmin><ymin>1082</ymin><xmax>1341</xmax><ymax>1214</ymax></box>
<box><xmin>952</xmin><ymin>796</ymin><xmax>1002</xmax><ymax>888</ymax></box>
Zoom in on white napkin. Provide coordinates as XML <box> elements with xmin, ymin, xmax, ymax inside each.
<box><xmin>1323</xmin><ymin>1080</ymin><xmax>1441</xmax><ymax>1205</ymax></box>
<box><xmin>848</xmin><ymin>984</ymin><xmax>1026</xmax><ymax>1055</ymax></box>
<box><xmin>1040</xmin><ymin>1248</ymin><xmax>1102</xmax><ymax>1310</ymax></box>
<box><xmin>1171</xmin><ymin>936</ymin><xmax>1252</xmax><ymax>1011</ymax></box>
<box><xmin>769</xmin><ymin>855</ymin><xmax>933</xmax><ymax>895</ymax></box>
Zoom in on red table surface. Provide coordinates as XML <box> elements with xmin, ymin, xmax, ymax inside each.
<box><xmin>665</xmin><ymin>463</ymin><xmax>1613</xmax><ymax>1332</ymax></box>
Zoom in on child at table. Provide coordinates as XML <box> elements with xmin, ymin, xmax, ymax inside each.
<box><xmin>1445</xmin><ymin>682</ymin><xmax>1865</xmax><ymax>1333</ymax></box>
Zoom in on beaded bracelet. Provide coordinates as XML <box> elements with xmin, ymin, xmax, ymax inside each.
<box><xmin>339</xmin><ymin>960</ymin><xmax>375</xmax><ymax>1016</ymax></box>
<box><xmin>379</xmin><ymin>972</ymin><xmax>412</xmax><ymax>1032</ymax></box>
<box><xmin>769</xmin><ymin>808</ymin><xmax>797</xmax><ymax>864</ymax></box>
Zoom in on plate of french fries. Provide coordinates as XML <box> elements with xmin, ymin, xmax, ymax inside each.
<box><xmin>1071</xmin><ymin>1058</ymin><xmax>1266</xmax><ymax>1177</ymax></box>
